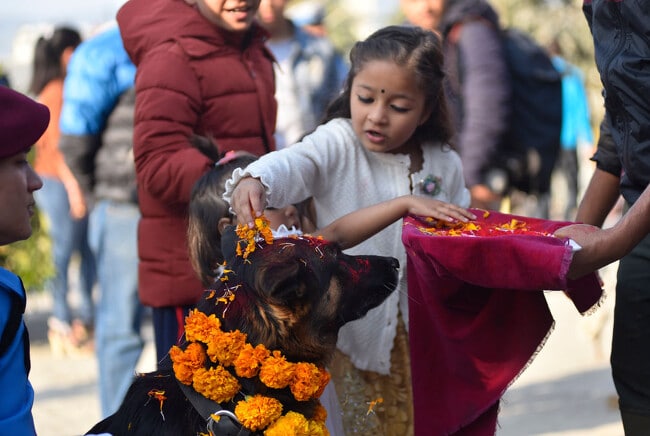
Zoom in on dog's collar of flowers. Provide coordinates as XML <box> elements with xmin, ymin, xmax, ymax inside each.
<box><xmin>170</xmin><ymin>309</ymin><xmax>330</xmax><ymax>434</ymax></box>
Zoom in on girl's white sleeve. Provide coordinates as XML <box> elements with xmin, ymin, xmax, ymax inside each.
<box><xmin>223</xmin><ymin>120</ymin><xmax>348</xmax><ymax>208</ymax></box>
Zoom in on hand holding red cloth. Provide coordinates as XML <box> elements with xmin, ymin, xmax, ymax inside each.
<box><xmin>402</xmin><ymin>210</ymin><xmax>603</xmax><ymax>435</ymax></box>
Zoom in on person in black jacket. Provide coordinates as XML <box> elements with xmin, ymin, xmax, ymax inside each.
<box><xmin>569</xmin><ymin>2</ymin><xmax>650</xmax><ymax>434</ymax></box>
<box><xmin>400</xmin><ymin>0</ymin><xmax>510</xmax><ymax>211</ymax></box>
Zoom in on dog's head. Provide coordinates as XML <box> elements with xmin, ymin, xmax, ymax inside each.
<box><xmin>192</xmin><ymin>226</ymin><xmax>399</xmax><ymax>367</ymax></box>
<box><xmin>85</xmin><ymin>226</ymin><xmax>399</xmax><ymax>436</ymax></box>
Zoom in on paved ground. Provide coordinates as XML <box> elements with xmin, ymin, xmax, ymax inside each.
<box><xmin>26</xmin><ymin>260</ymin><xmax>624</xmax><ymax>436</ymax></box>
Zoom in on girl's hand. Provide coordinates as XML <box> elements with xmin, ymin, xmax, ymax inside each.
<box><xmin>404</xmin><ymin>196</ymin><xmax>476</xmax><ymax>222</ymax></box>
<box><xmin>230</xmin><ymin>177</ymin><xmax>267</xmax><ymax>227</ymax></box>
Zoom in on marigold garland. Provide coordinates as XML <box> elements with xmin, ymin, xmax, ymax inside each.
<box><xmin>169</xmin><ymin>308</ymin><xmax>330</xmax><ymax>434</ymax></box>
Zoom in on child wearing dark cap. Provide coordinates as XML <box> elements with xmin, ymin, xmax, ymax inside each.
<box><xmin>0</xmin><ymin>85</ymin><xmax>48</xmax><ymax>434</ymax></box>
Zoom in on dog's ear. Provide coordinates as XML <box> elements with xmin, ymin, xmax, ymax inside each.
<box><xmin>221</xmin><ymin>225</ymin><xmax>239</xmax><ymax>262</ymax></box>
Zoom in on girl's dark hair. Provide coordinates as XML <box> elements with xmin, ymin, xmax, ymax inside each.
<box><xmin>324</xmin><ymin>25</ymin><xmax>453</xmax><ymax>147</ymax></box>
<box><xmin>29</xmin><ymin>26</ymin><xmax>82</xmax><ymax>95</ymax></box>
<box><xmin>187</xmin><ymin>137</ymin><xmax>258</xmax><ymax>286</ymax></box>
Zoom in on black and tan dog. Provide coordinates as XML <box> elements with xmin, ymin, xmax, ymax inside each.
<box><xmin>86</xmin><ymin>228</ymin><xmax>398</xmax><ymax>435</ymax></box>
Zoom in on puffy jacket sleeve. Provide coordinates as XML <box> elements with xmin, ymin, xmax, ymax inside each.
<box><xmin>456</xmin><ymin>20</ymin><xmax>511</xmax><ymax>187</ymax></box>
<box><xmin>132</xmin><ymin>43</ymin><xmax>213</xmax><ymax>208</ymax></box>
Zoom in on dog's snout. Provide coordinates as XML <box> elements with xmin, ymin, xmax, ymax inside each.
<box><xmin>390</xmin><ymin>257</ymin><xmax>399</xmax><ymax>270</ymax></box>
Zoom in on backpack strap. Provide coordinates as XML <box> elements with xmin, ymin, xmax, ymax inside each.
<box><xmin>0</xmin><ymin>280</ymin><xmax>30</xmax><ymax>374</ymax></box>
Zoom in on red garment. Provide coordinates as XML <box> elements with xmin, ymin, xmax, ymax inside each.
<box><xmin>117</xmin><ymin>0</ymin><xmax>277</xmax><ymax>307</ymax></box>
<box><xmin>402</xmin><ymin>211</ymin><xmax>603</xmax><ymax>435</ymax></box>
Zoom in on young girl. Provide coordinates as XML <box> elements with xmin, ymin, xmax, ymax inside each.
<box><xmin>225</xmin><ymin>25</ymin><xmax>472</xmax><ymax>434</ymax></box>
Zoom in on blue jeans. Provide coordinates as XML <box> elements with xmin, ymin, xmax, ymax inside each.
<box><xmin>34</xmin><ymin>177</ymin><xmax>95</xmax><ymax>325</ymax></box>
<box><xmin>88</xmin><ymin>200</ymin><xmax>144</xmax><ymax>418</ymax></box>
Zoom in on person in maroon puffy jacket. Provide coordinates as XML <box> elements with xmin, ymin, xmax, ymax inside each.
<box><xmin>116</xmin><ymin>0</ymin><xmax>277</xmax><ymax>364</ymax></box>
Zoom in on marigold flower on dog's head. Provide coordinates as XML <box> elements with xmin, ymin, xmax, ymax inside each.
<box><xmin>235</xmin><ymin>214</ymin><xmax>274</xmax><ymax>258</ymax></box>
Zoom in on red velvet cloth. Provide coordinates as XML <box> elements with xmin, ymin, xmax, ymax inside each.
<box><xmin>402</xmin><ymin>210</ymin><xmax>603</xmax><ymax>435</ymax></box>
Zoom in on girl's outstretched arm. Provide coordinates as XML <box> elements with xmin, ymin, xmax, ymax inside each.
<box><xmin>316</xmin><ymin>195</ymin><xmax>476</xmax><ymax>250</ymax></box>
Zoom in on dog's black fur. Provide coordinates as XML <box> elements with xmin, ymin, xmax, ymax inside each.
<box><xmin>86</xmin><ymin>228</ymin><xmax>398</xmax><ymax>435</ymax></box>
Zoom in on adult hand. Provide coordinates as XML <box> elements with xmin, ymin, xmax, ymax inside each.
<box><xmin>554</xmin><ymin>223</ymin><xmax>613</xmax><ymax>280</ymax></box>
<box><xmin>230</xmin><ymin>177</ymin><xmax>266</xmax><ymax>227</ymax></box>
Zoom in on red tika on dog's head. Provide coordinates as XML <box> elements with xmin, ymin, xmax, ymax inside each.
<box><xmin>87</xmin><ymin>227</ymin><xmax>399</xmax><ymax>436</ymax></box>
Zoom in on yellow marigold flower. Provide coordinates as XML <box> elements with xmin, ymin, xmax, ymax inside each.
<box><xmin>290</xmin><ymin>363</ymin><xmax>329</xmax><ymax>402</ymax></box>
<box><xmin>259</xmin><ymin>351</ymin><xmax>295</xmax><ymax>389</ymax></box>
<box><xmin>206</xmin><ymin>329</ymin><xmax>247</xmax><ymax>366</ymax></box>
<box><xmin>305</xmin><ymin>419</ymin><xmax>329</xmax><ymax>436</ymax></box>
<box><xmin>184</xmin><ymin>309</ymin><xmax>221</xmax><ymax>343</ymax></box>
<box><xmin>170</xmin><ymin>343</ymin><xmax>206</xmax><ymax>385</ymax></box>
<box><xmin>235</xmin><ymin>395</ymin><xmax>283</xmax><ymax>432</ymax></box>
<box><xmin>192</xmin><ymin>366</ymin><xmax>240</xmax><ymax>403</ymax></box>
<box><xmin>234</xmin><ymin>343</ymin><xmax>271</xmax><ymax>378</ymax></box>
<box><xmin>264</xmin><ymin>411</ymin><xmax>309</xmax><ymax>435</ymax></box>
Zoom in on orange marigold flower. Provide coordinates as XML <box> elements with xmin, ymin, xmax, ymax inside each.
<box><xmin>235</xmin><ymin>215</ymin><xmax>274</xmax><ymax>259</ymax></box>
<box><xmin>192</xmin><ymin>366</ymin><xmax>240</xmax><ymax>403</ymax></box>
<box><xmin>234</xmin><ymin>394</ymin><xmax>283</xmax><ymax>432</ymax></box>
<box><xmin>234</xmin><ymin>343</ymin><xmax>271</xmax><ymax>378</ymax></box>
<box><xmin>170</xmin><ymin>343</ymin><xmax>206</xmax><ymax>385</ymax></box>
<box><xmin>184</xmin><ymin>309</ymin><xmax>221</xmax><ymax>343</ymax></box>
<box><xmin>206</xmin><ymin>329</ymin><xmax>247</xmax><ymax>366</ymax></box>
<box><xmin>290</xmin><ymin>363</ymin><xmax>330</xmax><ymax>402</ymax></box>
<box><xmin>259</xmin><ymin>350</ymin><xmax>295</xmax><ymax>389</ymax></box>
<box><xmin>311</xmin><ymin>404</ymin><xmax>328</xmax><ymax>423</ymax></box>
